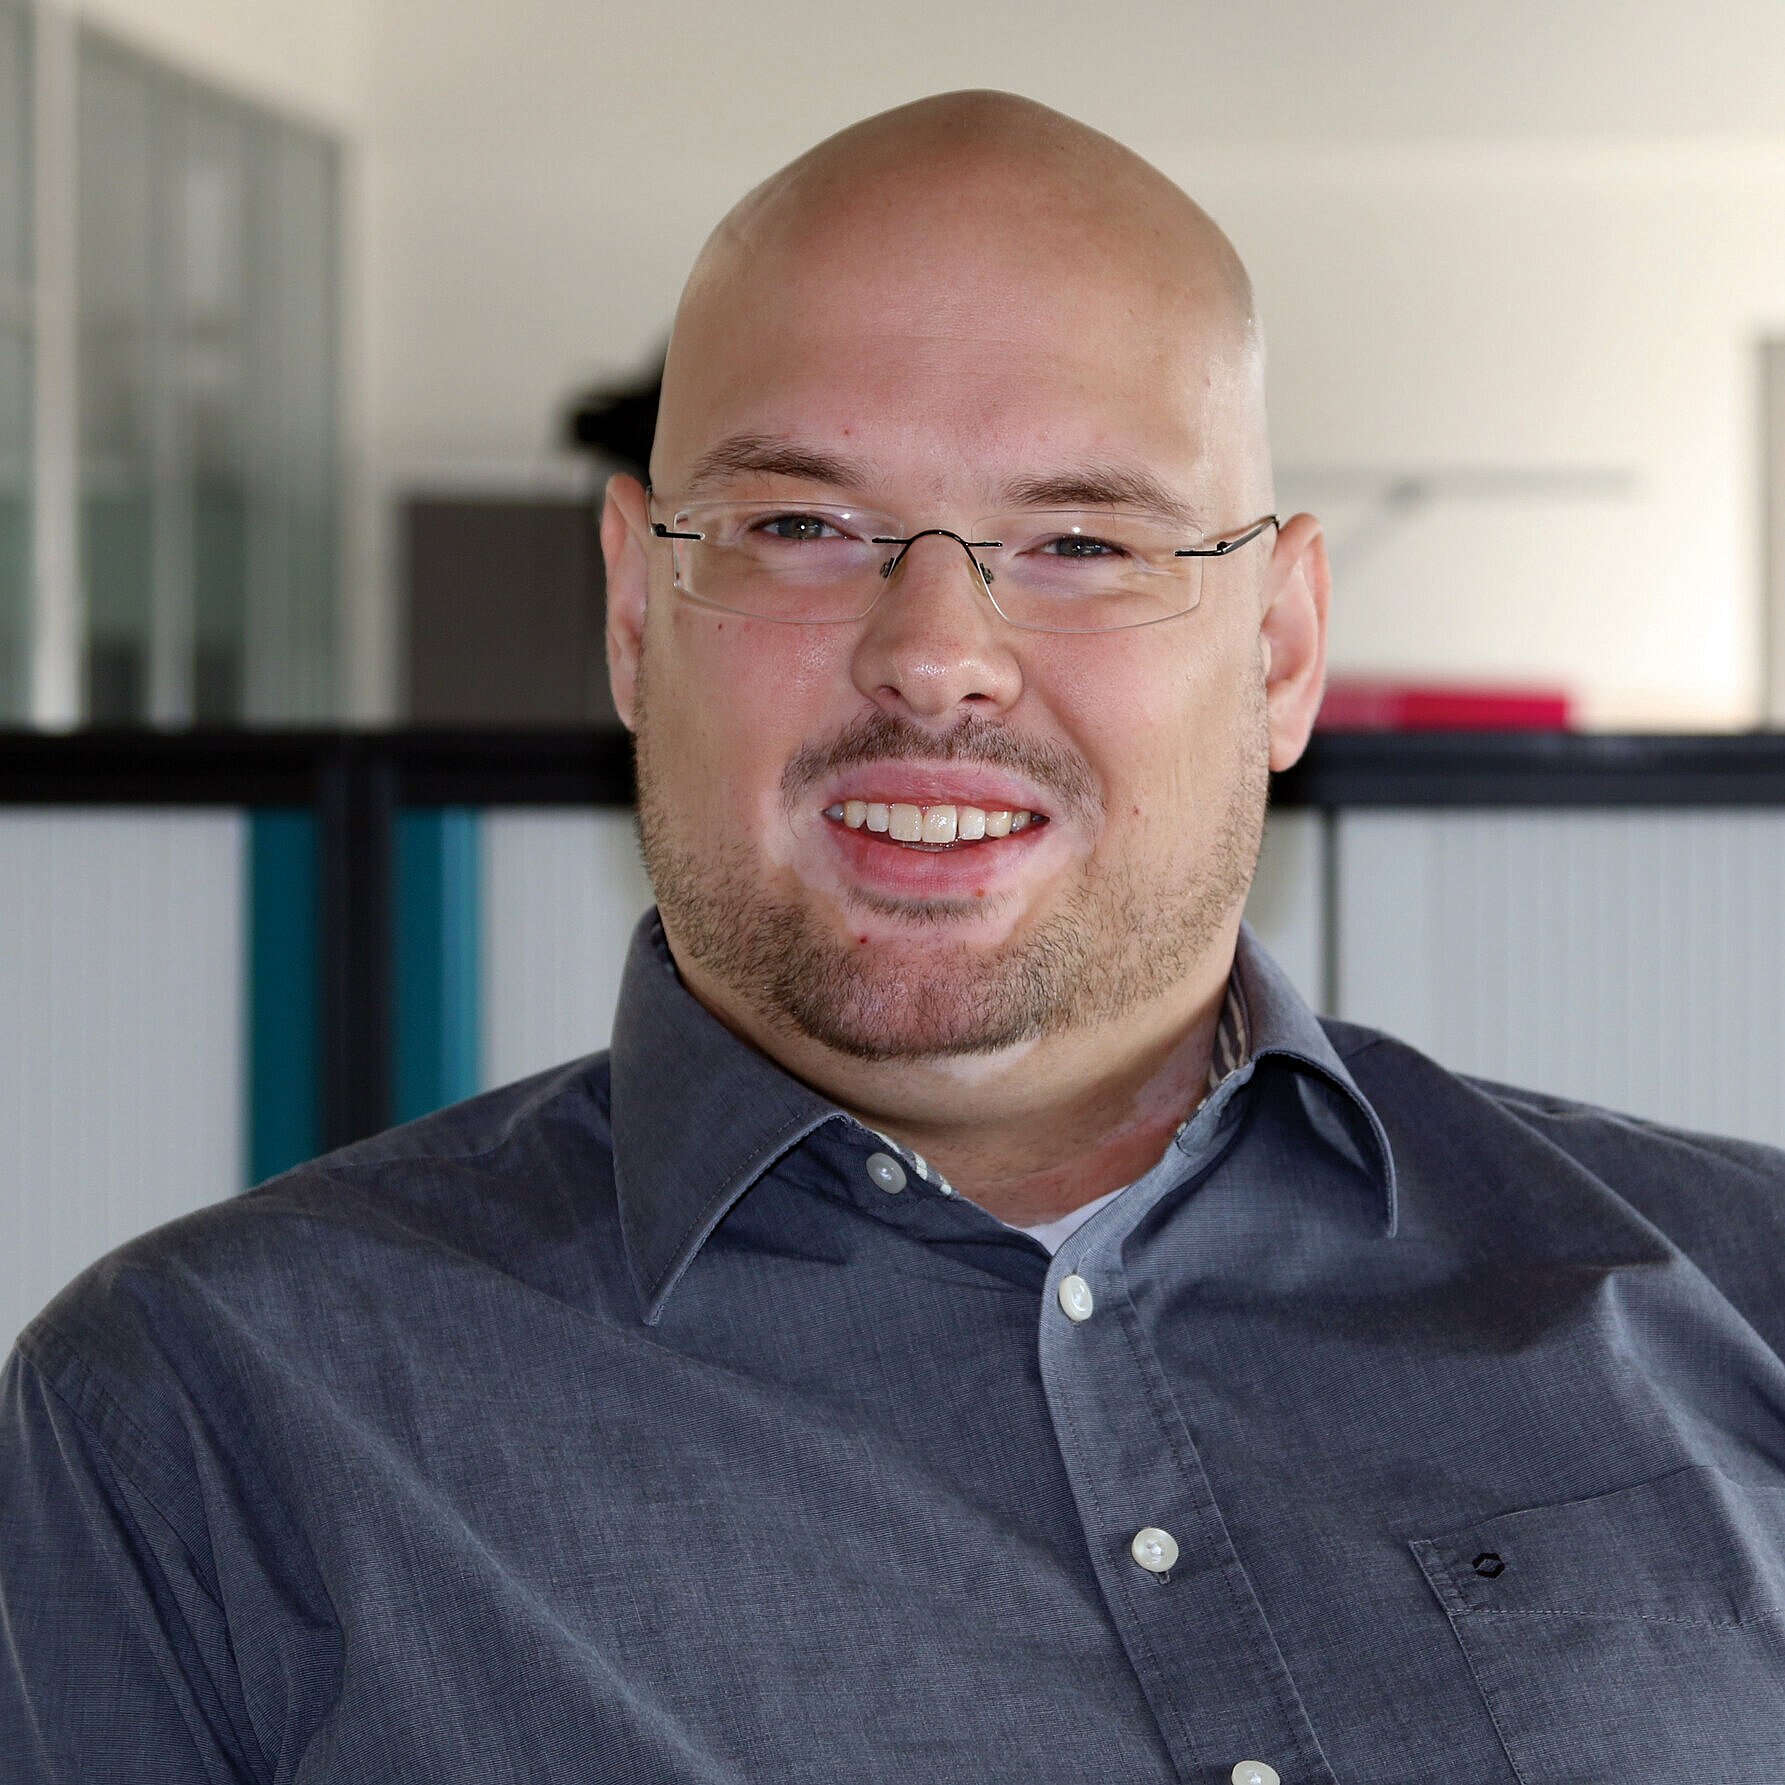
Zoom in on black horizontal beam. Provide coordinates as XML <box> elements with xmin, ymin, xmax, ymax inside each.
<box><xmin>1271</xmin><ymin>731</ymin><xmax>1785</xmax><ymax>808</ymax></box>
<box><xmin>0</xmin><ymin>727</ymin><xmax>337</xmax><ymax>805</ymax></box>
<box><xmin>7</xmin><ymin>726</ymin><xmax>1785</xmax><ymax>810</ymax></box>
<box><xmin>0</xmin><ymin>727</ymin><xmax>638</xmax><ymax>808</ymax></box>
<box><xmin>388</xmin><ymin>728</ymin><xmax>636</xmax><ymax>806</ymax></box>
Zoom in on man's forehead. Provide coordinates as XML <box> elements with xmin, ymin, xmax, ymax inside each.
<box><xmin>655</xmin><ymin>92</ymin><xmax>1269</xmax><ymax>506</ymax></box>
<box><xmin>658</xmin><ymin>252</ymin><xmax>1243</xmax><ymax>476</ymax></box>
<box><xmin>678</xmin><ymin>432</ymin><xmax>1209</xmax><ymax>529</ymax></box>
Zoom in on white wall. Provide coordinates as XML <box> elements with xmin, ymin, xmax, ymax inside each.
<box><xmin>70</xmin><ymin>0</ymin><xmax>368</xmax><ymax>130</ymax></box>
<box><xmin>360</xmin><ymin>0</ymin><xmax>1785</xmax><ymax>730</ymax></box>
<box><xmin>1189</xmin><ymin>142</ymin><xmax>1785</xmax><ymax>729</ymax></box>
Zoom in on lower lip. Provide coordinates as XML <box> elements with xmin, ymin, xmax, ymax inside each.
<box><xmin>823</xmin><ymin>814</ymin><xmax>1049</xmax><ymax>897</ymax></box>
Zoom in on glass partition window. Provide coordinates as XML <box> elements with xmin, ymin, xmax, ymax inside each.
<box><xmin>0</xmin><ymin>21</ymin><xmax>340</xmax><ymax>726</ymax></box>
<box><xmin>77</xmin><ymin>43</ymin><xmax>152</xmax><ymax>722</ymax></box>
<box><xmin>0</xmin><ymin>0</ymin><xmax>29</xmax><ymax>720</ymax></box>
<box><xmin>75</xmin><ymin>34</ymin><xmax>340</xmax><ymax>725</ymax></box>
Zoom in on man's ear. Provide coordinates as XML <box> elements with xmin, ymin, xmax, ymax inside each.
<box><xmin>1258</xmin><ymin>512</ymin><xmax>1330</xmax><ymax>773</ymax></box>
<box><xmin>602</xmin><ymin>474</ymin><xmax>651</xmax><ymax>731</ymax></box>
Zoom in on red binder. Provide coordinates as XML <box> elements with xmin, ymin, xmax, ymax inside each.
<box><xmin>1316</xmin><ymin>678</ymin><xmax>1573</xmax><ymax>733</ymax></box>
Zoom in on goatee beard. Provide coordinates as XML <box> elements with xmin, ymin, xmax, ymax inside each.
<box><xmin>632</xmin><ymin>669</ymin><xmax>1267</xmax><ymax>1062</ymax></box>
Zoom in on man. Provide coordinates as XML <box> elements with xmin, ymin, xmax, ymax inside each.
<box><xmin>7</xmin><ymin>92</ymin><xmax>1785</xmax><ymax>1785</ymax></box>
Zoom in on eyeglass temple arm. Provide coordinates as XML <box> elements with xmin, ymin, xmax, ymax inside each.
<box><xmin>1174</xmin><ymin>516</ymin><xmax>1280</xmax><ymax>559</ymax></box>
<box><xmin>651</xmin><ymin>522</ymin><xmax>703</xmax><ymax>540</ymax></box>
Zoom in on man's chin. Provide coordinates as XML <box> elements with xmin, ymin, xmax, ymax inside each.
<box><xmin>664</xmin><ymin>884</ymin><xmax>1078</xmax><ymax>1059</ymax></box>
<box><xmin>821</xmin><ymin>894</ymin><xmax>1025</xmax><ymax>939</ymax></box>
<box><xmin>774</xmin><ymin>954</ymin><xmax>1052</xmax><ymax>1060</ymax></box>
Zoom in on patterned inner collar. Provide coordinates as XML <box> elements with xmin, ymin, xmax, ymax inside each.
<box><xmin>1208</xmin><ymin>972</ymin><xmax>1251</xmax><ymax>1094</ymax></box>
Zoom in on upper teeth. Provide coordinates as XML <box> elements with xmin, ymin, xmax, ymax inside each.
<box><xmin>825</xmin><ymin>800</ymin><xmax>1035</xmax><ymax>842</ymax></box>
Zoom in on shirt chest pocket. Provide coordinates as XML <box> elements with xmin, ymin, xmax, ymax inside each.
<box><xmin>1411</xmin><ymin>1466</ymin><xmax>1785</xmax><ymax>1784</ymax></box>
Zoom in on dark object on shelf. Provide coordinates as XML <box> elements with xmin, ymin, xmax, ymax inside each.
<box><xmin>405</xmin><ymin>498</ymin><xmax>615</xmax><ymax>727</ymax></box>
<box><xmin>566</xmin><ymin>361</ymin><xmax>664</xmax><ymax>476</ymax></box>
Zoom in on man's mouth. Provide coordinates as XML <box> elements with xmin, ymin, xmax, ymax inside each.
<box><xmin>823</xmin><ymin>800</ymin><xmax>1045</xmax><ymax>849</ymax></box>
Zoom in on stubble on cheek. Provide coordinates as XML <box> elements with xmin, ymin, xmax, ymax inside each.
<box><xmin>632</xmin><ymin>643</ymin><xmax>1271</xmax><ymax>1062</ymax></box>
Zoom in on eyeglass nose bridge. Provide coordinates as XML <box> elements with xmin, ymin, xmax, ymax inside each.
<box><xmin>870</xmin><ymin>528</ymin><xmax>1005</xmax><ymax>590</ymax></box>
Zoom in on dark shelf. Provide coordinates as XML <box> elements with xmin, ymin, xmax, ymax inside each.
<box><xmin>1273</xmin><ymin>731</ymin><xmax>1785</xmax><ymax>808</ymax></box>
<box><xmin>6</xmin><ymin>726</ymin><xmax>1785</xmax><ymax>809</ymax></box>
<box><xmin>0</xmin><ymin>727</ymin><xmax>638</xmax><ymax>808</ymax></box>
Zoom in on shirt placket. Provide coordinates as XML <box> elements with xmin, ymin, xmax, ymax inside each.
<box><xmin>1040</xmin><ymin>1191</ymin><xmax>1338</xmax><ymax>1785</ymax></box>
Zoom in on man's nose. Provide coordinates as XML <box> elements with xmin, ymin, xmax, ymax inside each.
<box><xmin>848</xmin><ymin>531</ymin><xmax>1024</xmax><ymax>722</ymax></box>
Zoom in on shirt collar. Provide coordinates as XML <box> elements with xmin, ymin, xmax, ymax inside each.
<box><xmin>609</xmin><ymin>912</ymin><xmax>1397</xmax><ymax>1322</ymax></box>
<box><xmin>608</xmin><ymin>916</ymin><xmax>839</xmax><ymax>1323</ymax></box>
<box><xmin>1224</xmin><ymin>923</ymin><xmax>1398</xmax><ymax>1235</ymax></box>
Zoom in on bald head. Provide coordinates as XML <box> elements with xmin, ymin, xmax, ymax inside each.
<box><xmin>687</xmin><ymin>91</ymin><xmax>1255</xmax><ymax>342</ymax></box>
<box><xmin>653</xmin><ymin>91</ymin><xmax>1271</xmax><ymax>512</ymax></box>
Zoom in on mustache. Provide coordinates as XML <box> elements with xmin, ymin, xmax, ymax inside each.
<box><xmin>781</xmin><ymin>711</ymin><xmax>1098</xmax><ymax>819</ymax></box>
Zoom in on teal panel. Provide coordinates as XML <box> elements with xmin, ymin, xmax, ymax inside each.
<box><xmin>394</xmin><ymin>808</ymin><xmax>481</xmax><ymax>1124</ymax></box>
<box><xmin>248</xmin><ymin>809</ymin><xmax>320</xmax><ymax>1183</ymax></box>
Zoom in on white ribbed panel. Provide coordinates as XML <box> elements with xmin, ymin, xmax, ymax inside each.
<box><xmin>0</xmin><ymin>810</ymin><xmax>245</xmax><ymax>1345</ymax></box>
<box><xmin>1337</xmin><ymin>809</ymin><xmax>1785</xmax><ymax>1147</ymax></box>
<box><xmin>480</xmin><ymin>809</ymin><xmax>655</xmax><ymax>1088</ymax></box>
<box><xmin>1245</xmin><ymin>809</ymin><xmax>1327</xmax><ymax>1011</ymax></box>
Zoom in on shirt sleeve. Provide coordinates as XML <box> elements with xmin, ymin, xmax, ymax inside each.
<box><xmin>0</xmin><ymin>1343</ymin><xmax>261</xmax><ymax>1784</ymax></box>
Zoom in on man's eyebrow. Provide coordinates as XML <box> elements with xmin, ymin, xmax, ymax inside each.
<box><xmin>996</xmin><ymin>468</ymin><xmax>1205</xmax><ymax>531</ymax></box>
<box><xmin>679</xmin><ymin>441</ymin><xmax>1207</xmax><ymax>530</ymax></box>
<box><xmin>682</xmin><ymin>435</ymin><xmax>876</xmax><ymax>499</ymax></box>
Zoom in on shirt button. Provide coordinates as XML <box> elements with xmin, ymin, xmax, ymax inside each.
<box><xmin>865</xmin><ymin>1152</ymin><xmax>907</xmax><ymax>1194</ymax></box>
<box><xmin>1231</xmin><ymin>1765</ymin><xmax>1280</xmax><ymax>1785</ymax></box>
<box><xmin>1130</xmin><ymin>1527</ymin><xmax>1179</xmax><ymax>1573</ymax></box>
<box><xmin>1057</xmin><ymin>1274</ymin><xmax>1094</xmax><ymax>1321</ymax></box>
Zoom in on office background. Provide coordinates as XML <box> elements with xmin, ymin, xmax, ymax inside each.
<box><xmin>6</xmin><ymin>0</ymin><xmax>1785</xmax><ymax>1343</ymax></box>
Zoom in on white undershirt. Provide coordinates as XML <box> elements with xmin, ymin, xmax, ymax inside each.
<box><xmin>1017</xmin><ymin>1184</ymin><xmax>1125</xmax><ymax>1254</ymax></box>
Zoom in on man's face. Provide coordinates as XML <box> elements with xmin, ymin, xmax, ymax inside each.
<box><xmin>607</xmin><ymin>205</ymin><xmax>1307</xmax><ymax>1066</ymax></box>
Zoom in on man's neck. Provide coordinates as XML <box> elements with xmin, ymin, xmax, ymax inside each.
<box><xmin>676</xmin><ymin>938</ymin><xmax>1238</xmax><ymax>1229</ymax></box>
<box><xmin>838</xmin><ymin>1000</ymin><xmax>1226</xmax><ymax>1226</ymax></box>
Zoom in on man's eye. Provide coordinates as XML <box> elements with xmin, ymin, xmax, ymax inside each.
<box><xmin>1042</xmin><ymin>534</ymin><xmax>1121</xmax><ymax>559</ymax></box>
<box><xmin>758</xmin><ymin>514</ymin><xmax>840</xmax><ymax>542</ymax></box>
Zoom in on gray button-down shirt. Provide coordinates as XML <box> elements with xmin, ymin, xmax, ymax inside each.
<box><xmin>7</xmin><ymin>917</ymin><xmax>1785</xmax><ymax>1783</ymax></box>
